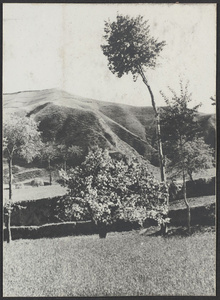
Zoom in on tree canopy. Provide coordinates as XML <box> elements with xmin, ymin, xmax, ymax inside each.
<box><xmin>101</xmin><ymin>14</ymin><xmax>165</xmax><ymax>79</ymax></box>
<box><xmin>160</xmin><ymin>83</ymin><xmax>213</xmax><ymax>179</ymax></box>
<box><xmin>160</xmin><ymin>83</ymin><xmax>201</xmax><ymax>146</ymax></box>
<box><xmin>3</xmin><ymin>114</ymin><xmax>42</xmax><ymax>163</ymax></box>
<box><xmin>57</xmin><ymin>144</ymin><xmax>82</xmax><ymax>169</ymax></box>
<box><xmin>59</xmin><ymin>147</ymin><xmax>169</xmax><ymax>229</ymax></box>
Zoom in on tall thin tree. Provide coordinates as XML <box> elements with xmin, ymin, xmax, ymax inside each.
<box><xmin>101</xmin><ymin>14</ymin><xmax>166</xmax><ymax>182</ymax></box>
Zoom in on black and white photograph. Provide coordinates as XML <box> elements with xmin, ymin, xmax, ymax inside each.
<box><xmin>3</xmin><ymin>3</ymin><xmax>216</xmax><ymax>297</ymax></box>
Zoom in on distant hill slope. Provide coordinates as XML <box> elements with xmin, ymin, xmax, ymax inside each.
<box><xmin>3</xmin><ymin>88</ymin><xmax>215</xmax><ymax>166</ymax></box>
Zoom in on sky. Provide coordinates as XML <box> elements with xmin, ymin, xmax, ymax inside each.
<box><xmin>3</xmin><ymin>3</ymin><xmax>216</xmax><ymax>113</ymax></box>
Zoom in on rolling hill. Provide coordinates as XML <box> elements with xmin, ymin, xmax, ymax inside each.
<box><xmin>3</xmin><ymin>88</ymin><xmax>215</xmax><ymax>169</ymax></box>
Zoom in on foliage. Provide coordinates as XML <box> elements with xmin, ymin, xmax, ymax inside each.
<box><xmin>57</xmin><ymin>144</ymin><xmax>82</xmax><ymax>170</ymax></box>
<box><xmin>160</xmin><ymin>82</ymin><xmax>214</xmax><ymax>180</ymax></box>
<box><xmin>39</xmin><ymin>141</ymin><xmax>58</xmax><ymax>185</ymax></box>
<box><xmin>40</xmin><ymin>141</ymin><xmax>58</xmax><ymax>163</ymax></box>
<box><xmin>3</xmin><ymin>114</ymin><xmax>42</xmax><ymax>162</ymax></box>
<box><xmin>56</xmin><ymin>196</ymin><xmax>90</xmax><ymax>222</ymax></box>
<box><xmin>160</xmin><ymin>82</ymin><xmax>200</xmax><ymax>146</ymax></box>
<box><xmin>183</xmin><ymin>138</ymin><xmax>214</xmax><ymax>180</ymax></box>
<box><xmin>57</xmin><ymin>144</ymin><xmax>82</xmax><ymax>160</ymax></box>
<box><xmin>61</xmin><ymin>147</ymin><xmax>169</xmax><ymax>226</ymax></box>
<box><xmin>101</xmin><ymin>14</ymin><xmax>165</xmax><ymax>80</ymax></box>
<box><xmin>160</xmin><ymin>82</ymin><xmax>214</xmax><ymax>233</ymax></box>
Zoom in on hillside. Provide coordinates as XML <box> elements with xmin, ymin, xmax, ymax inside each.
<box><xmin>3</xmin><ymin>88</ymin><xmax>215</xmax><ymax>167</ymax></box>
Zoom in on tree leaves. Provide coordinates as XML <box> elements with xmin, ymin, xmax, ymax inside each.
<box><xmin>101</xmin><ymin>14</ymin><xmax>165</xmax><ymax>79</ymax></box>
<box><xmin>3</xmin><ymin>114</ymin><xmax>42</xmax><ymax>162</ymax></box>
<box><xmin>160</xmin><ymin>82</ymin><xmax>214</xmax><ymax>180</ymax></box>
<box><xmin>63</xmin><ymin>147</ymin><xmax>169</xmax><ymax>226</ymax></box>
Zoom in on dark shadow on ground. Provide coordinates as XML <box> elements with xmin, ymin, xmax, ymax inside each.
<box><xmin>142</xmin><ymin>225</ymin><xmax>215</xmax><ymax>238</ymax></box>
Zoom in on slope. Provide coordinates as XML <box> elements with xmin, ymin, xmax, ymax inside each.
<box><xmin>3</xmin><ymin>88</ymin><xmax>215</xmax><ymax>166</ymax></box>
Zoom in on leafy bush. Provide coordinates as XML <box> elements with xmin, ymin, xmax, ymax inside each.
<box><xmin>60</xmin><ymin>147</ymin><xmax>169</xmax><ymax>228</ymax></box>
<box><xmin>30</xmin><ymin>178</ymin><xmax>44</xmax><ymax>187</ymax></box>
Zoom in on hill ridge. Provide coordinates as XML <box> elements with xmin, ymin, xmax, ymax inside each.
<box><xmin>3</xmin><ymin>88</ymin><xmax>215</xmax><ymax>168</ymax></box>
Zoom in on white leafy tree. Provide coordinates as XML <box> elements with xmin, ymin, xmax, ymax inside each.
<box><xmin>3</xmin><ymin>114</ymin><xmax>42</xmax><ymax>242</ymax></box>
<box><xmin>59</xmin><ymin>147</ymin><xmax>169</xmax><ymax>238</ymax></box>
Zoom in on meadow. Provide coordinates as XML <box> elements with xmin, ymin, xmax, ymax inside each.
<box><xmin>3</xmin><ymin>184</ymin><xmax>67</xmax><ymax>204</ymax></box>
<box><xmin>3</xmin><ymin>229</ymin><xmax>215</xmax><ymax>297</ymax></box>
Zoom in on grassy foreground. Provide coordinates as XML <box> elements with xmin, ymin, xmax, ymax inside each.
<box><xmin>3</xmin><ymin>230</ymin><xmax>215</xmax><ymax>297</ymax></box>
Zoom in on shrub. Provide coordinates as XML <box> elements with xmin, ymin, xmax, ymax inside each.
<box><xmin>60</xmin><ymin>147</ymin><xmax>169</xmax><ymax>229</ymax></box>
<box><xmin>30</xmin><ymin>178</ymin><xmax>44</xmax><ymax>187</ymax></box>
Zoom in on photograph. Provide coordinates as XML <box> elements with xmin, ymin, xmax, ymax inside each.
<box><xmin>3</xmin><ymin>3</ymin><xmax>216</xmax><ymax>297</ymax></box>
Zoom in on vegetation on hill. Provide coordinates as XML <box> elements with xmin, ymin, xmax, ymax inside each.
<box><xmin>3</xmin><ymin>89</ymin><xmax>215</xmax><ymax>170</ymax></box>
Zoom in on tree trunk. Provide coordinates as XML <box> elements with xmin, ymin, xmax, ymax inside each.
<box><xmin>138</xmin><ymin>65</ymin><xmax>166</xmax><ymax>182</ymax></box>
<box><xmin>48</xmin><ymin>159</ymin><xmax>52</xmax><ymax>185</ymax></box>
<box><xmin>63</xmin><ymin>160</ymin><xmax>67</xmax><ymax>186</ymax></box>
<box><xmin>7</xmin><ymin>157</ymin><xmax>13</xmax><ymax>243</ymax></box>
<box><xmin>160</xmin><ymin>222</ymin><xmax>168</xmax><ymax>236</ymax></box>
<box><xmin>98</xmin><ymin>223</ymin><xmax>107</xmax><ymax>238</ymax></box>
<box><xmin>160</xmin><ymin>192</ymin><xmax>169</xmax><ymax>236</ymax></box>
<box><xmin>138</xmin><ymin>66</ymin><xmax>168</xmax><ymax>236</ymax></box>
<box><xmin>8</xmin><ymin>157</ymin><xmax>12</xmax><ymax>200</ymax></box>
<box><xmin>156</xmin><ymin>113</ymin><xmax>166</xmax><ymax>182</ymax></box>
<box><xmin>183</xmin><ymin>170</ymin><xmax>191</xmax><ymax>234</ymax></box>
<box><xmin>138</xmin><ymin>66</ymin><xmax>167</xmax><ymax>235</ymax></box>
<box><xmin>188</xmin><ymin>170</ymin><xmax>193</xmax><ymax>181</ymax></box>
<box><xmin>6</xmin><ymin>210</ymin><xmax>12</xmax><ymax>243</ymax></box>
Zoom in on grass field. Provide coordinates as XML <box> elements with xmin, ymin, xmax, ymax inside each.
<box><xmin>170</xmin><ymin>195</ymin><xmax>215</xmax><ymax>210</ymax></box>
<box><xmin>3</xmin><ymin>185</ymin><xmax>68</xmax><ymax>204</ymax></box>
<box><xmin>3</xmin><ymin>230</ymin><xmax>215</xmax><ymax>297</ymax></box>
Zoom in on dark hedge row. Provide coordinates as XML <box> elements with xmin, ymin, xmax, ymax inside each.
<box><xmin>4</xmin><ymin>196</ymin><xmax>77</xmax><ymax>227</ymax></box>
<box><xmin>3</xmin><ymin>203</ymin><xmax>215</xmax><ymax>241</ymax></box>
<box><xmin>3</xmin><ymin>220</ymin><xmax>141</xmax><ymax>241</ymax></box>
<box><xmin>169</xmin><ymin>177</ymin><xmax>215</xmax><ymax>201</ymax></box>
<box><xmin>4</xmin><ymin>176</ymin><xmax>215</xmax><ymax>228</ymax></box>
